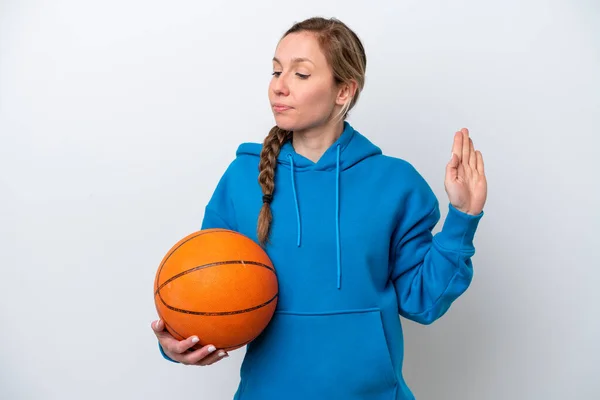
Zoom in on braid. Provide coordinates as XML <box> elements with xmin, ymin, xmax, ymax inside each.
<box><xmin>257</xmin><ymin>126</ymin><xmax>291</xmax><ymax>245</ymax></box>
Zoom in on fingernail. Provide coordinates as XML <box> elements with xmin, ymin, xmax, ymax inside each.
<box><xmin>207</xmin><ymin>345</ymin><xmax>216</xmax><ymax>353</ymax></box>
<box><xmin>154</xmin><ymin>319</ymin><xmax>160</xmax><ymax>330</ymax></box>
<box><xmin>218</xmin><ymin>351</ymin><xmax>226</xmax><ymax>357</ymax></box>
<box><xmin>191</xmin><ymin>336</ymin><xmax>199</xmax><ymax>344</ymax></box>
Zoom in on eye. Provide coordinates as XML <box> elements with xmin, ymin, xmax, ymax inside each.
<box><xmin>272</xmin><ymin>71</ymin><xmax>282</xmax><ymax>77</ymax></box>
<box><xmin>296</xmin><ymin>73</ymin><xmax>310</xmax><ymax>79</ymax></box>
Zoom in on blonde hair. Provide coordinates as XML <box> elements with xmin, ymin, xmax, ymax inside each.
<box><xmin>257</xmin><ymin>17</ymin><xmax>367</xmax><ymax>246</ymax></box>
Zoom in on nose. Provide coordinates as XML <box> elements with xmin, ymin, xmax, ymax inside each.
<box><xmin>272</xmin><ymin>73</ymin><xmax>290</xmax><ymax>96</ymax></box>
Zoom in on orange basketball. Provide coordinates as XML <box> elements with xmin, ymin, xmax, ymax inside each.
<box><xmin>153</xmin><ymin>228</ymin><xmax>278</xmax><ymax>351</ymax></box>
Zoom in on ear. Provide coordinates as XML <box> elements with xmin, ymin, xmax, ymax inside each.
<box><xmin>335</xmin><ymin>80</ymin><xmax>358</xmax><ymax>106</ymax></box>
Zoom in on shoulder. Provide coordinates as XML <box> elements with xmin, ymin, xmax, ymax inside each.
<box><xmin>211</xmin><ymin>142</ymin><xmax>262</xmax><ymax>188</ymax></box>
<box><xmin>374</xmin><ymin>154</ymin><xmax>429</xmax><ymax>183</ymax></box>
<box><xmin>375</xmin><ymin>154</ymin><xmax>438</xmax><ymax>208</ymax></box>
<box><xmin>233</xmin><ymin>142</ymin><xmax>262</xmax><ymax>168</ymax></box>
<box><xmin>236</xmin><ymin>141</ymin><xmax>263</xmax><ymax>157</ymax></box>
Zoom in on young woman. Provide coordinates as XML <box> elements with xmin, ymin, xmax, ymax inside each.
<box><xmin>152</xmin><ymin>16</ymin><xmax>487</xmax><ymax>400</ymax></box>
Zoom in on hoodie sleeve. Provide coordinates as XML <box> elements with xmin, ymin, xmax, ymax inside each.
<box><xmin>390</xmin><ymin>168</ymin><xmax>483</xmax><ymax>325</ymax></box>
<box><xmin>158</xmin><ymin>160</ymin><xmax>238</xmax><ymax>363</ymax></box>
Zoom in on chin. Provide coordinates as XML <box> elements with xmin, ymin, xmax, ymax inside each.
<box><xmin>272</xmin><ymin>115</ymin><xmax>297</xmax><ymax>131</ymax></box>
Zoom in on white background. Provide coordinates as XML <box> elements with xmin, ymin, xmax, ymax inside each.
<box><xmin>1</xmin><ymin>0</ymin><xmax>599</xmax><ymax>399</ymax></box>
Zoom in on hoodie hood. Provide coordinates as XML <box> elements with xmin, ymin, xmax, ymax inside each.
<box><xmin>236</xmin><ymin>121</ymin><xmax>382</xmax><ymax>172</ymax></box>
<box><xmin>236</xmin><ymin>121</ymin><xmax>382</xmax><ymax>289</ymax></box>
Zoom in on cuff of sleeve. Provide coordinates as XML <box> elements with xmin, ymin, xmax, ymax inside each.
<box><xmin>438</xmin><ymin>203</ymin><xmax>484</xmax><ymax>251</ymax></box>
<box><xmin>159</xmin><ymin>342</ymin><xmax>179</xmax><ymax>363</ymax></box>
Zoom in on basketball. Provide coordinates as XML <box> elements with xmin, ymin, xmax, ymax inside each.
<box><xmin>153</xmin><ymin>228</ymin><xmax>278</xmax><ymax>351</ymax></box>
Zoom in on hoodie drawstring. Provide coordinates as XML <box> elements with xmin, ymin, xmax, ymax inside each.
<box><xmin>287</xmin><ymin>154</ymin><xmax>301</xmax><ymax>247</ymax></box>
<box><xmin>335</xmin><ymin>144</ymin><xmax>341</xmax><ymax>289</ymax></box>
<box><xmin>287</xmin><ymin>146</ymin><xmax>342</xmax><ymax>290</ymax></box>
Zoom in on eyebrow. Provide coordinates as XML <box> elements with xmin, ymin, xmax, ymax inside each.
<box><xmin>272</xmin><ymin>57</ymin><xmax>315</xmax><ymax>66</ymax></box>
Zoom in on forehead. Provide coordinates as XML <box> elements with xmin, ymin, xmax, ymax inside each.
<box><xmin>274</xmin><ymin>32</ymin><xmax>327</xmax><ymax>66</ymax></box>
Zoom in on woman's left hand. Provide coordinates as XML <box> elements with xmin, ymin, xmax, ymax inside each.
<box><xmin>444</xmin><ymin>128</ymin><xmax>487</xmax><ymax>215</ymax></box>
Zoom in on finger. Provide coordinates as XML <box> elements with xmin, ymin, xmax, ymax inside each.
<box><xmin>151</xmin><ymin>319</ymin><xmax>199</xmax><ymax>355</ymax></box>
<box><xmin>152</xmin><ymin>319</ymin><xmax>163</xmax><ymax>331</ymax></box>
<box><xmin>196</xmin><ymin>349</ymin><xmax>229</xmax><ymax>366</ymax></box>
<box><xmin>451</xmin><ymin>131</ymin><xmax>462</xmax><ymax>162</ymax></box>
<box><xmin>172</xmin><ymin>335</ymin><xmax>202</xmax><ymax>355</ymax></box>
<box><xmin>469</xmin><ymin>138</ymin><xmax>476</xmax><ymax>169</ymax></box>
<box><xmin>180</xmin><ymin>344</ymin><xmax>220</xmax><ymax>365</ymax></box>
<box><xmin>151</xmin><ymin>319</ymin><xmax>179</xmax><ymax>346</ymax></box>
<box><xmin>445</xmin><ymin>152</ymin><xmax>459</xmax><ymax>182</ymax></box>
<box><xmin>476</xmin><ymin>150</ymin><xmax>485</xmax><ymax>174</ymax></box>
<box><xmin>151</xmin><ymin>319</ymin><xmax>178</xmax><ymax>357</ymax></box>
<box><xmin>461</xmin><ymin>128</ymin><xmax>470</xmax><ymax>164</ymax></box>
<box><xmin>151</xmin><ymin>319</ymin><xmax>171</xmax><ymax>341</ymax></box>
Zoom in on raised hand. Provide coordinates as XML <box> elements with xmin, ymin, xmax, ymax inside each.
<box><xmin>445</xmin><ymin>128</ymin><xmax>487</xmax><ymax>215</ymax></box>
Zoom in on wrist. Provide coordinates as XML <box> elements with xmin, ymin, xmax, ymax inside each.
<box><xmin>453</xmin><ymin>204</ymin><xmax>483</xmax><ymax>216</ymax></box>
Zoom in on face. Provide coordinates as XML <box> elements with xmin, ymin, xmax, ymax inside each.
<box><xmin>269</xmin><ymin>32</ymin><xmax>345</xmax><ymax>133</ymax></box>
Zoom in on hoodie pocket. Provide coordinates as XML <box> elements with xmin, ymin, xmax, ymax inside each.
<box><xmin>239</xmin><ymin>308</ymin><xmax>398</xmax><ymax>400</ymax></box>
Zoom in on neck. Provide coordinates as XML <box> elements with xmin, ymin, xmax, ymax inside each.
<box><xmin>291</xmin><ymin>120</ymin><xmax>344</xmax><ymax>163</ymax></box>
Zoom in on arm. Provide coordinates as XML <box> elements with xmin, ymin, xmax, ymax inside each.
<box><xmin>391</xmin><ymin>200</ymin><xmax>483</xmax><ymax>325</ymax></box>
<box><xmin>392</xmin><ymin>127</ymin><xmax>486</xmax><ymax>324</ymax></box>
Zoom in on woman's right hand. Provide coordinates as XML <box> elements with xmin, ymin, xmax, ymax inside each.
<box><xmin>151</xmin><ymin>319</ymin><xmax>229</xmax><ymax>366</ymax></box>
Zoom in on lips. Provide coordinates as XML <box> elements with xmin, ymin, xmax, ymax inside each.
<box><xmin>272</xmin><ymin>104</ymin><xmax>292</xmax><ymax>112</ymax></box>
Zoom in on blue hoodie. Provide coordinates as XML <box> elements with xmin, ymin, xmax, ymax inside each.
<box><xmin>160</xmin><ymin>121</ymin><xmax>483</xmax><ymax>400</ymax></box>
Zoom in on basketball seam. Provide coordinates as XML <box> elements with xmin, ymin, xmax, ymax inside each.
<box><xmin>158</xmin><ymin>292</ymin><xmax>278</xmax><ymax>316</ymax></box>
<box><xmin>154</xmin><ymin>260</ymin><xmax>276</xmax><ymax>295</ymax></box>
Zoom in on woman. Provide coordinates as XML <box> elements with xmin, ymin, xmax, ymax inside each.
<box><xmin>152</xmin><ymin>16</ymin><xmax>487</xmax><ymax>400</ymax></box>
